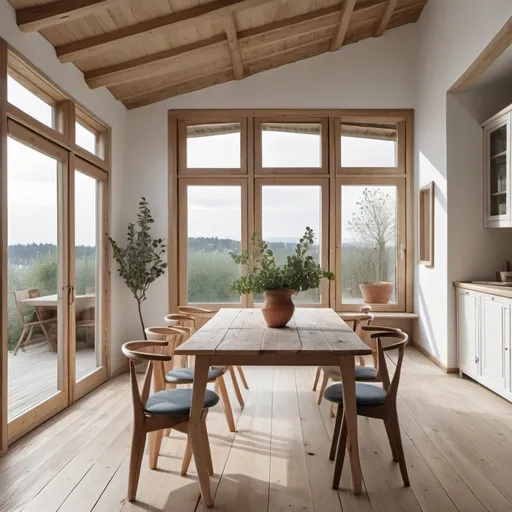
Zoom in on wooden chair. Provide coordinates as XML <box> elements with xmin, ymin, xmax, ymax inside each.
<box><xmin>178</xmin><ymin>306</ymin><xmax>250</xmax><ymax>391</ymax></box>
<box><xmin>146</xmin><ymin>326</ymin><xmax>238</xmax><ymax>433</ymax></box>
<box><xmin>166</xmin><ymin>312</ymin><xmax>246</xmax><ymax>411</ymax></box>
<box><xmin>13</xmin><ymin>289</ymin><xmax>57</xmax><ymax>354</ymax></box>
<box><xmin>122</xmin><ymin>340</ymin><xmax>219</xmax><ymax>502</ymax></box>
<box><xmin>324</xmin><ymin>329</ymin><xmax>410</xmax><ymax>490</ymax></box>
<box><xmin>313</xmin><ymin>306</ymin><xmax>374</xmax><ymax>403</ymax></box>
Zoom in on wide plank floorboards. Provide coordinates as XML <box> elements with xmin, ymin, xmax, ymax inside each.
<box><xmin>1</xmin><ymin>347</ymin><xmax>512</xmax><ymax>512</ymax></box>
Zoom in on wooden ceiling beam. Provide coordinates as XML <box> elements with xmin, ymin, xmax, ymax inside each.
<box><xmin>85</xmin><ymin>36</ymin><xmax>227</xmax><ymax>89</ymax></box>
<box><xmin>374</xmin><ymin>0</ymin><xmax>399</xmax><ymax>36</ymax></box>
<box><xmin>16</xmin><ymin>0</ymin><xmax>128</xmax><ymax>33</ymax></box>
<box><xmin>330</xmin><ymin>0</ymin><xmax>357</xmax><ymax>51</ymax></box>
<box><xmin>85</xmin><ymin>0</ymin><xmax>386</xmax><ymax>89</ymax></box>
<box><xmin>123</xmin><ymin>68</ymin><xmax>235</xmax><ymax>109</ymax></box>
<box><xmin>56</xmin><ymin>0</ymin><xmax>278</xmax><ymax>63</ymax></box>
<box><xmin>225</xmin><ymin>16</ymin><xmax>244</xmax><ymax>80</ymax></box>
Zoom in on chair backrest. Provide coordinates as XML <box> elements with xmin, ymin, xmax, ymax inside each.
<box><xmin>145</xmin><ymin>326</ymin><xmax>187</xmax><ymax>373</ymax></box>
<box><xmin>13</xmin><ymin>288</ymin><xmax>42</xmax><ymax>326</ymax></box>
<box><xmin>122</xmin><ymin>341</ymin><xmax>172</xmax><ymax>419</ymax></box>
<box><xmin>164</xmin><ymin>314</ymin><xmax>196</xmax><ymax>334</ymax></box>
<box><xmin>177</xmin><ymin>306</ymin><xmax>213</xmax><ymax>330</ymax></box>
<box><xmin>362</xmin><ymin>328</ymin><xmax>408</xmax><ymax>404</ymax></box>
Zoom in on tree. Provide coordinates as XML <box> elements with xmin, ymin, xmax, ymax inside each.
<box><xmin>348</xmin><ymin>188</ymin><xmax>396</xmax><ymax>282</ymax></box>
<box><xmin>109</xmin><ymin>198</ymin><xmax>167</xmax><ymax>338</ymax></box>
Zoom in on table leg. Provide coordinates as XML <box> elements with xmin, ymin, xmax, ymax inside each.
<box><xmin>339</xmin><ymin>356</ymin><xmax>362</xmax><ymax>494</ymax></box>
<box><xmin>189</xmin><ymin>356</ymin><xmax>213</xmax><ymax>507</ymax></box>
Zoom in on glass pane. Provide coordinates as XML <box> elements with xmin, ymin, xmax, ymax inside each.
<box><xmin>7</xmin><ymin>137</ymin><xmax>60</xmax><ymax>420</ymax></box>
<box><xmin>259</xmin><ymin>185</ymin><xmax>322</xmax><ymax>304</ymax></box>
<box><xmin>262</xmin><ymin>122</ymin><xmax>322</xmax><ymax>168</ymax></box>
<box><xmin>341</xmin><ymin>185</ymin><xmax>398</xmax><ymax>305</ymax></box>
<box><xmin>187</xmin><ymin>186</ymin><xmax>242</xmax><ymax>303</ymax></box>
<box><xmin>76</xmin><ymin>122</ymin><xmax>97</xmax><ymax>154</ymax></box>
<box><xmin>490</xmin><ymin>125</ymin><xmax>508</xmax><ymax>216</ymax></box>
<box><xmin>341</xmin><ymin>123</ymin><xmax>397</xmax><ymax>167</ymax></box>
<box><xmin>7</xmin><ymin>75</ymin><xmax>53</xmax><ymax>128</ymax></box>
<box><xmin>187</xmin><ymin>123</ymin><xmax>241</xmax><ymax>168</ymax></box>
<box><xmin>75</xmin><ymin>171</ymin><xmax>101</xmax><ymax>381</ymax></box>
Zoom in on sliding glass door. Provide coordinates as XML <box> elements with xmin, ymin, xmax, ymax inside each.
<box><xmin>5</xmin><ymin>124</ymin><xmax>109</xmax><ymax>440</ymax></box>
<box><xmin>6</xmin><ymin>122</ymin><xmax>69</xmax><ymax>438</ymax></box>
<box><xmin>70</xmin><ymin>159</ymin><xmax>108</xmax><ymax>401</ymax></box>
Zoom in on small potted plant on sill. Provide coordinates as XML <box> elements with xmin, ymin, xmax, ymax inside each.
<box><xmin>230</xmin><ymin>227</ymin><xmax>334</xmax><ymax>328</ymax></box>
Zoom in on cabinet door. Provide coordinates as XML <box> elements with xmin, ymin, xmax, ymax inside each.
<box><xmin>480</xmin><ymin>295</ymin><xmax>509</xmax><ymax>392</ymax></box>
<box><xmin>485</xmin><ymin>116</ymin><xmax>511</xmax><ymax>227</ymax></box>
<box><xmin>457</xmin><ymin>290</ymin><xmax>479</xmax><ymax>377</ymax></box>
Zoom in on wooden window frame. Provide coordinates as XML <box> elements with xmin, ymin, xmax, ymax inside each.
<box><xmin>255</xmin><ymin>117</ymin><xmax>329</xmax><ymax>175</ymax></box>
<box><xmin>0</xmin><ymin>40</ymin><xmax>112</xmax><ymax>453</ymax></box>
<box><xmin>75</xmin><ymin>107</ymin><xmax>109</xmax><ymax>162</ymax></box>
<box><xmin>178</xmin><ymin>117</ymin><xmax>248</xmax><ymax>175</ymax></box>
<box><xmin>335</xmin><ymin>177</ymin><xmax>407</xmax><ymax>312</ymax></box>
<box><xmin>418</xmin><ymin>181</ymin><xmax>435</xmax><ymax>267</ymax></box>
<box><xmin>254</xmin><ymin>177</ymin><xmax>330</xmax><ymax>308</ymax></box>
<box><xmin>178</xmin><ymin>178</ymin><xmax>248</xmax><ymax>309</ymax></box>
<box><xmin>336</xmin><ymin>115</ymin><xmax>406</xmax><ymax>175</ymax></box>
<box><xmin>168</xmin><ymin>109</ymin><xmax>413</xmax><ymax>317</ymax></box>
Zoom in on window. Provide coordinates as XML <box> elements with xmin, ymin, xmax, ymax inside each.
<box><xmin>338</xmin><ymin>120</ymin><xmax>405</xmax><ymax>172</ymax></box>
<box><xmin>257</xmin><ymin>181</ymin><xmax>327</xmax><ymax>305</ymax></box>
<box><xmin>180</xmin><ymin>120</ymin><xmax>246</xmax><ymax>173</ymax></box>
<box><xmin>337</xmin><ymin>179</ymin><xmax>406</xmax><ymax>311</ymax></box>
<box><xmin>180</xmin><ymin>182</ymin><xmax>245</xmax><ymax>305</ymax></box>
<box><xmin>170</xmin><ymin>110</ymin><xmax>412</xmax><ymax>313</ymax></box>
<box><xmin>7</xmin><ymin>75</ymin><xmax>54</xmax><ymax>128</ymax></box>
<box><xmin>256</xmin><ymin>119</ymin><xmax>328</xmax><ymax>173</ymax></box>
<box><xmin>75</xmin><ymin>121</ymin><xmax>97</xmax><ymax>155</ymax></box>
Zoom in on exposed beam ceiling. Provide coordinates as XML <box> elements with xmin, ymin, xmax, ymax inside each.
<box><xmin>374</xmin><ymin>0</ymin><xmax>399</xmax><ymax>36</ymax></box>
<box><xmin>17</xmin><ymin>0</ymin><xmax>128</xmax><ymax>33</ymax></box>
<box><xmin>225</xmin><ymin>15</ymin><xmax>244</xmax><ymax>80</ymax></box>
<box><xmin>85</xmin><ymin>0</ymin><xmax>387</xmax><ymax>89</ymax></box>
<box><xmin>56</xmin><ymin>0</ymin><xmax>278</xmax><ymax>63</ymax></box>
<box><xmin>9</xmin><ymin>0</ymin><xmax>428</xmax><ymax>108</ymax></box>
<box><xmin>330</xmin><ymin>0</ymin><xmax>357</xmax><ymax>51</ymax></box>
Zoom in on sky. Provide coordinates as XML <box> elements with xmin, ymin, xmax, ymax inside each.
<box><xmin>7</xmin><ymin>79</ymin><xmax>396</xmax><ymax>248</ymax></box>
<box><xmin>7</xmin><ymin>77</ymin><xmax>98</xmax><ymax>247</ymax></box>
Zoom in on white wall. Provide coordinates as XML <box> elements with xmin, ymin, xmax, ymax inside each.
<box><xmin>124</xmin><ymin>24</ymin><xmax>418</xmax><ymax>331</ymax></box>
<box><xmin>414</xmin><ymin>0</ymin><xmax>512</xmax><ymax>368</ymax></box>
<box><xmin>0</xmin><ymin>1</ymin><xmax>130</xmax><ymax>372</ymax></box>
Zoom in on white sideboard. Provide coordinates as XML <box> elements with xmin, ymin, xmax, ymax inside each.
<box><xmin>456</xmin><ymin>283</ymin><xmax>512</xmax><ymax>401</ymax></box>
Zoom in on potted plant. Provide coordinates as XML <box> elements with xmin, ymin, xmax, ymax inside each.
<box><xmin>109</xmin><ymin>198</ymin><xmax>167</xmax><ymax>339</ymax></box>
<box><xmin>348</xmin><ymin>188</ymin><xmax>396</xmax><ymax>304</ymax></box>
<box><xmin>230</xmin><ymin>227</ymin><xmax>334</xmax><ymax>327</ymax></box>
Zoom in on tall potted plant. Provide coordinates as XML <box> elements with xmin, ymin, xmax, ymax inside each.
<box><xmin>230</xmin><ymin>227</ymin><xmax>334</xmax><ymax>327</ymax></box>
<box><xmin>109</xmin><ymin>198</ymin><xmax>167</xmax><ymax>339</ymax></box>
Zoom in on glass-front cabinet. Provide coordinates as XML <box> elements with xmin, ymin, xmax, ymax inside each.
<box><xmin>484</xmin><ymin>113</ymin><xmax>511</xmax><ymax>227</ymax></box>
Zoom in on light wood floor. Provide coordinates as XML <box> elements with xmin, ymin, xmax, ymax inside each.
<box><xmin>8</xmin><ymin>343</ymin><xmax>97</xmax><ymax>420</ymax></box>
<box><xmin>2</xmin><ymin>347</ymin><xmax>512</xmax><ymax>512</ymax></box>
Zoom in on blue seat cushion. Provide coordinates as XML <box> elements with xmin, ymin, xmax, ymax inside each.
<box><xmin>355</xmin><ymin>366</ymin><xmax>378</xmax><ymax>381</ymax></box>
<box><xmin>324</xmin><ymin>382</ymin><xmax>386</xmax><ymax>406</ymax></box>
<box><xmin>145</xmin><ymin>388</ymin><xmax>219</xmax><ymax>416</ymax></box>
<box><xmin>165</xmin><ymin>367</ymin><xmax>224</xmax><ymax>384</ymax></box>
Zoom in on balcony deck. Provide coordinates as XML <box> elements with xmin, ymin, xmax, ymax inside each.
<box><xmin>8</xmin><ymin>341</ymin><xmax>96</xmax><ymax>420</ymax></box>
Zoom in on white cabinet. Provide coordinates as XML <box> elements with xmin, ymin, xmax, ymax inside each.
<box><xmin>457</xmin><ymin>289</ymin><xmax>479</xmax><ymax>378</ymax></box>
<box><xmin>484</xmin><ymin>109</ymin><xmax>512</xmax><ymax>228</ymax></box>
<box><xmin>457</xmin><ymin>288</ymin><xmax>512</xmax><ymax>400</ymax></box>
<box><xmin>480</xmin><ymin>294</ymin><xmax>509</xmax><ymax>393</ymax></box>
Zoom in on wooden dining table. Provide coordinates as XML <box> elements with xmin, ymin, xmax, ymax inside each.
<box><xmin>174</xmin><ymin>307</ymin><xmax>372</xmax><ymax>507</ymax></box>
<box><xmin>20</xmin><ymin>293</ymin><xmax>95</xmax><ymax>315</ymax></box>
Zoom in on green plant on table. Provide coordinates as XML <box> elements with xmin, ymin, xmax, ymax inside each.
<box><xmin>230</xmin><ymin>227</ymin><xmax>334</xmax><ymax>296</ymax></box>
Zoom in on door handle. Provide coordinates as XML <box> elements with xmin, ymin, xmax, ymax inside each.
<box><xmin>68</xmin><ymin>286</ymin><xmax>75</xmax><ymax>305</ymax></box>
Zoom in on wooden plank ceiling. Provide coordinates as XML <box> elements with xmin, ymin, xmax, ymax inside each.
<box><xmin>9</xmin><ymin>0</ymin><xmax>428</xmax><ymax>109</ymax></box>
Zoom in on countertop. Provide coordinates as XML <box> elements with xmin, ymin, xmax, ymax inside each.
<box><xmin>454</xmin><ymin>281</ymin><xmax>512</xmax><ymax>299</ymax></box>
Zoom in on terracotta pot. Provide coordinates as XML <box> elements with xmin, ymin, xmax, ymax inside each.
<box><xmin>359</xmin><ymin>282</ymin><xmax>393</xmax><ymax>304</ymax></box>
<box><xmin>262</xmin><ymin>289</ymin><xmax>295</xmax><ymax>328</ymax></box>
